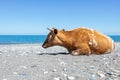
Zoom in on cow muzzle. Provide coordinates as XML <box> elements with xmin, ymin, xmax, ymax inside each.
<box><xmin>42</xmin><ymin>43</ymin><xmax>48</xmax><ymax>48</ymax></box>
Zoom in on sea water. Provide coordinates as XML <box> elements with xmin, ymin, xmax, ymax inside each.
<box><xmin>0</xmin><ymin>35</ymin><xmax>119</xmax><ymax>44</ymax></box>
<box><xmin>0</xmin><ymin>35</ymin><xmax>46</xmax><ymax>44</ymax></box>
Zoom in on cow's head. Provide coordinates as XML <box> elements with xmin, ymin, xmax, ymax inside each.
<box><xmin>42</xmin><ymin>28</ymin><xmax>62</xmax><ymax>48</ymax></box>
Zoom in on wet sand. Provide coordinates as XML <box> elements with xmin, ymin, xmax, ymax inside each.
<box><xmin>0</xmin><ymin>43</ymin><xmax>120</xmax><ymax>80</ymax></box>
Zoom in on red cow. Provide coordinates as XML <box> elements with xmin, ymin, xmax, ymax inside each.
<box><xmin>42</xmin><ymin>27</ymin><xmax>115</xmax><ymax>55</ymax></box>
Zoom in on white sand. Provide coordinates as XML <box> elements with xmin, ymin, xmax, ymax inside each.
<box><xmin>0</xmin><ymin>43</ymin><xmax>120</xmax><ymax>80</ymax></box>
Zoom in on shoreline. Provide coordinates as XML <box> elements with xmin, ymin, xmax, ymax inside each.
<box><xmin>0</xmin><ymin>42</ymin><xmax>120</xmax><ymax>80</ymax></box>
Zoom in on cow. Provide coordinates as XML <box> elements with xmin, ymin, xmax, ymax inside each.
<box><xmin>42</xmin><ymin>27</ymin><xmax>115</xmax><ymax>56</ymax></box>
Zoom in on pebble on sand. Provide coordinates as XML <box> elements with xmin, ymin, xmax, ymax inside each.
<box><xmin>44</xmin><ymin>71</ymin><xmax>49</xmax><ymax>74</ymax></box>
<box><xmin>53</xmin><ymin>77</ymin><xmax>60</xmax><ymax>80</ymax></box>
<box><xmin>97</xmin><ymin>71</ymin><xmax>105</xmax><ymax>78</ymax></box>
<box><xmin>67</xmin><ymin>76</ymin><xmax>75</xmax><ymax>80</ymax></box>
<box><xmin>13</xmin><ymin>71</ymin><xmax>18</xmax><ymax>75</ymax></box>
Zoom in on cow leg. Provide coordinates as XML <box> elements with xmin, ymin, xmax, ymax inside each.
<box><xmin>71</xmin><ymin>43</ymin><xmax>91</xmax><ymax>56</ymax></box>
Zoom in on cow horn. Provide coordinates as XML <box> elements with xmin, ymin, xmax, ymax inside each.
<box><xmin>47</xmin><ymin>27</ymin><xmax>56</xmax><ymax>31</ymax></box>
<box><xmin>47</xmin><ymin>27</ymin><xmax>52</xmax><ymax>31</ymax></box>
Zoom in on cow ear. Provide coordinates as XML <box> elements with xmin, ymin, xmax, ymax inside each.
<box><xmin>54</xmin><ymin>29</ymin><xmax>58</xmax><ymax>34</ymax></box>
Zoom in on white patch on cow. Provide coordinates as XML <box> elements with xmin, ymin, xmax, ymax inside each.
<box><xmin>89</xmin><ymin>38</ymin><xmax>98</xmax><ymax>47</ymax></box>
<box><xmin>91</xmin><ymin>33</ymin><xmax>94</xmax><ymax>36</ymax></box>
<box><xmin>81</xmin><ymin>27</ymin><xmax>94</xmax><ymax>32</ymax></box>
<box><xmin>88</xmin><ymin>31</ymin><xmax>98</xmax><ymax>48</ymax></box>
<box><xmin>89</xmin><ymin>41</ymin><xmax>93</xmax><ymax>46</ymax></box>
<box><xmin>111</xmin><ymin>39</ymin><xmax>115</xmax><ymax>50</ymax></box>
<box><xmin>103</xmin><ymin>34</ymin><xmax>115</xmax><ymax>51</ymax></box>
<box><xmin>105</xmin><ymin>49</ymin><xmax>111</xmax><ymax>53</ymax></box>
<box><xmin>105</xmin><ymin>35</ymin><xmax>111</xmax><ymax>40</ymax></box>
<box><xmin>91</xmin><ymin>33</ymin><xmax>96</xmax><ymax>38</ymax></box>
<box><xmin>89</xmin><ymin>38</ymin><xmax>98</xmax><ymax>48</ymax></box>
<box><xmin>92</xmin><ymin>38</ymin><xmax>98</xmax><ymax>47</ymax></box>
<box><xmin>92</xmin><ymin>29</ymin><xmax>96</xmax><ymax>37</ymax></box>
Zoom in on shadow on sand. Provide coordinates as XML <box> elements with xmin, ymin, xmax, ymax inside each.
<box><xmin>37</xmin><ymin>52</ymin><xmax>69</xmax><ymax>55</ymax></box>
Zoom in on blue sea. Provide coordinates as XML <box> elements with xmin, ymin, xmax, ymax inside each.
<box><xmin>0</xmin><ymin>35</ymin><xmax>119</xmax><ymax>44</ymax></box>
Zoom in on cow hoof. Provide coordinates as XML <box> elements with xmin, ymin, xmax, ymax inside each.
<box><xmin>71</xmin><ymin>51</ymin><xmax>80</xmax><ymax>56</ymax></box>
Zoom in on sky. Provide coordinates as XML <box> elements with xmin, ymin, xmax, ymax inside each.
<box><xmin>0</xmin><ymin>0</ymin><xmax>120</xmax><ymax>35</ymax></box>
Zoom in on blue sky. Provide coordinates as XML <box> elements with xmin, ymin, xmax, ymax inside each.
<box><xmin>0</xmin><ymin>0</ymin><xmax>120</xmax><ymax>35</ymax></box>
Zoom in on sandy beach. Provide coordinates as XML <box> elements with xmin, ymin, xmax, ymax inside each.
<box><xmin>0</xmin><ymin>43</ymin><xmax>120</xmax><ymax>80</ymax></box>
